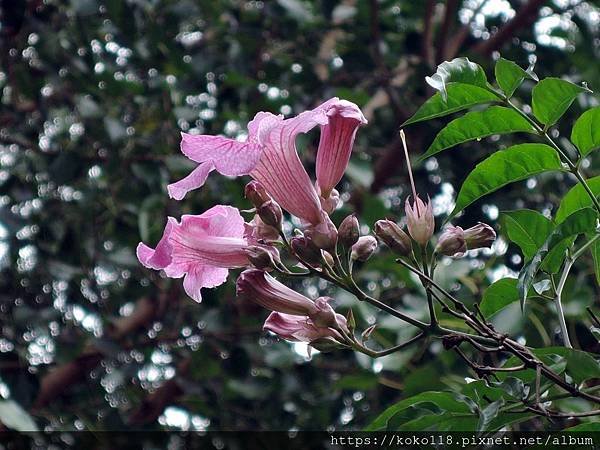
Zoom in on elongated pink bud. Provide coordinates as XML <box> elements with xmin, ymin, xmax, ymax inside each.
<box><xmin>237</xmin><ymin>269</ymin><xmax>318</xmax><ymax>316</ymax></box>
<box><xmin>374</xmin><ymin>219</ymin><xmax>412</xmax><ymax>256</ymax></box>
<box><xmin>245</xmin><ymin>181</ymin><xmax>271</xmax><ymax>208</ymax></box>
<box><xmin>464</xmin><ymin>222</ymin><xmax>496</xmax><ymax>250</ymax></box>
<box><xmin>257</xmin><ymin>200</ymin><xmax>283</xmax><ymax>229</ymax></box>
<box><xmin>263</xmin><ymin>312</ymin><xmax>346</xmax><ymax>347</ymax></box>
<box><xmin>351</xmin><ymin>236</ymin><xmax>378</xmax><ymax>261</ymax></box>
<box><xmin>338</xmin><ymin>214</ymin><xmax>360</xmax><ymax>248</ymax></box>
<box><xmin>435</xmin><ymin>226</ymin><xmax>466</xmax><ymax>257</ymax></box>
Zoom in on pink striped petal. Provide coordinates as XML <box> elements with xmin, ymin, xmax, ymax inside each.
<box><xmin>137</xmin><ymin>205</ymin><xmax>250</xmax><ymax>302</ymax></box>
<box><xmin>180</xmin><ymin>134</ymin><xmax>263</xmax><ymax>176</ymax></box>
<box><xmin>136</xmin><ymin>217</ymin><xmax>177</xmax><ymax>270</ymax></box>
<box><xmin>316</xmin><ymin>100</ymin><xmax>367</xmax><ymax>197</ymax></box>
<box><xmin>167</xmin><ymin>161</ymin><xmax>215</xmax><ymax>200</ymax></box>
<box><xmin>183</xmin><ymin>265</ymin><xmax>229</xmax><ymax>302</ymax></box>
<box><xmin>250</xmin><ymin>103</ymin><xmax>333</xmax><ymax>225</ymax></box>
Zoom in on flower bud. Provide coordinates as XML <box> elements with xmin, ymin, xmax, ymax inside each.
<box><xmin>290</xmin><ymin>236</ymin><xmax>322</xmax><ymax>266</ymax></box>
<box><xmin>257</xmin><ymin>200</ymin><xmax>283</xmax><ymax>229</ymax></box>
<box><xmin>246</xmin><ymin>215</ymin><xmax>280</xmax><ymax>242</ymax></box>
<box><xmin>463</xmin><ymin>223</ymin><xmax>496</xmax><ymax>250</ymax></box>
<box><xmin>319</xmin><ymin>188</ymin><xmax>340</xmax><ymax>214</ymax></box>
<box><xmin>351</xmin><ymin>236</ymin><xmax>378</xmax><ymax>261</ymax></box>
<box><xmin>305</xmin><ymin>215</ymin><xmax>338</xmax><ymax>251</ymax></box>
<box><xmin>405</xmin><ymin>195</ymin><xmax>434</xmax><ymax>246</ymax></box>
<box><xmin>435</xmin><ymin>226</ymin><xmax>466</xmax><ymax>257</ymax></box>
<box><xmin>374</xmin><ymin>219</ymin><xmax>412</xmax><ymax>256</ymax></box>
<box><xmin>245</xmin><ymin>181</ymin><xmax>271</xmax><ymax>208</ymax></box>
<box><xmin>245</xmin><ymin>246</ymin><xmax>280</xmax><ymax>270</ymax></box>
<box><xmin>322</xmin><ymin>251</ymin><xmax>335</xmax><ymax>268</ymax></box>
<box><xmin>338</xmin><ymin>214</ymin><xmax>360</xmax><ymax>248</ymax></box>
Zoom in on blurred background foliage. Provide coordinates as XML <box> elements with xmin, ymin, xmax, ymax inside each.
<box><xmin>0</xmin><ymin>0</ymin><xmax>598</xmax><ymax>432</ymax></box>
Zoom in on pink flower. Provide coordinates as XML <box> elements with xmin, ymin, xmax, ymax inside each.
<box><xmin>263</xmin><ymin>312</ymin><xmax>345</xmax><ymax>344</ymax></box>
<box><xmin>405</xmin><ymin>195</ymin><xmax>435</xmax><ymax>246</ymax></box>
<box><xmin>136</xmin><ymin>205</ymin><xmax>249</xmax><ymax>302</ymax></box>
<box><xmin>168</xmin><ymin>99</ymin><xmax>366</xmax><ymax>225</ymax></box>
<box><xmin>315</xmin><ymin>100</ymin><xmax>367</xmax><ymax>200</ymax></box>
<box><xmin>236</xmin><ymin>269</ymin><xmax>348</xmax><ymax>330</ymax></box>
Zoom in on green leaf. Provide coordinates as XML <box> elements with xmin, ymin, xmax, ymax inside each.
<box><xmin>518</xmin><ymin>208</ymin><xmax>598</xmax><ymax>308</ymax></box>
<box><xmin>495</xmin><ymin>58</ymin><xmax>536</xmax><ymax>98</ymax></box>
<box><xmin>422</xmin><ymin>106</ymin><xmax>536</xmax><ymax>160</ymax></box>
<box><xmin>364</xmin><ymin>391</ymin><xmax>470</xmax><ymax>431</ymax></box>
<box><xmin>0</xmin><ymin>399</ymin><xmax>39</xmax><ymax>432</ymax></box>
<box><xmin>425</xmin><ymin>57</ymin><xmax>488</xmax><ymax>101</ymax></box>
<box><xmin>403</xmin><ymin>83</ymin><xmax>498</xmax><ymax>126</ymax></box>
<box><xmin>451</xmin><ymin>144</ymin><xmax>562</xmax><ymax>217</ymax></box>
<box><xmin>571</xmin><ymin>106</ymin><xmax>600</xmax><ymax>156</ymax></box>
<box><xmin>555</xmin><ymin>175</ymin><xmax>600</xmax><ymax>223</ymax></box>
<box><xmin>532</xmin><ymin>77</ymin><xmax>590</xmax><ymax>127</ymax></box>
<box><xmin>480</xmin><ymin>278</ymin><xmax>519</xmax><ymax>318</ymax></box>
<box><xmin>477</xmin><ymin>398</ymin><xmax>504</xmax><ymax>432</ymax></box>
<box><xmin>501</xmin><ymin>210</ymin><xmax>554</xmax><ymax>260</ymax></box>
<box><xmin>565</xmin><ymin>349</ymin><xmax>600</xmax><ymax>384</ymax></box>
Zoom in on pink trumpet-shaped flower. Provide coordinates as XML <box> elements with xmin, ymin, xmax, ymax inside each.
<box><xmin>263</xmin><ymin>312</ymin><xmax>346</xmax><ymax>345</ymax></box>
<box><xmin>236</xmin><ymin>269</ymin><xmax>348</xmax><ymax>330</ymax></box>
<box><xmin>316</xmin><ymin>100</ymin><xmax>367</xmax><ymax>199</ymax></box>
<box><xmin>136</xmin><ymin>205</ymin><xmax>249</xmax><ymax>302</ymax></box>
<box><xmin>168</xmin><ymin>98</ymin><xmax>366</xmax><ymax>225</ymax></box>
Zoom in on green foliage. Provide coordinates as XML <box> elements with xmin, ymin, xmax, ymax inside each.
<box><xmin>451</xmin><ymin>144</ymin><xmax>563</xmax><ymax>217</ymax></box>
<box><xmin>0</xmin><ymin>401</ymin><xmax>38</xmax><ymax>432</ymax></box>
<box><xmin>518</xmin><ymin>208</ymin><xmax>597</xmax><ymax>307</ymax></box>
<box><xmin>2</xmin><ymin>0</ymin><xmax>600</xmax><ymax>436</ymax></box>
<box><xmin>425</xmin><ymin>57</ymin><xmax>488</xmax><ymax>101</ymax></box>
<box><xmin>571</xmin><ymin>107</ymin><xmax>600</xmax><ymax>156</ymax></box>
<box><xmin>556</xmin><ymin>176</ymin><xmax>600</xmax><ymax>223</ymax></box>
<box><xmin>500</xmin><ymin>210</ymin><xmax>554</xmax><ymax>261</ymax></box>
<box><xmin>402</xmin><ymin>83</ymin><xmax>498</xmax><ymax>126</ymax></box>
<box><xmin>494</xmin><ymin>57</ymin><xmax>536</xmax><ymax>98</ymax></box>
<box><xmin>422</xmin><ymin>107</ymin><xmax>536</xmax><ymax>160</ymax></box>
<box><xmin>532</xmin><ymin>78</ymin><xmax>590</xmax><ymax>127</ymax></box>
<box><xmin>479</xmin><ymin>277</ymin><xmax>519</xmax><ymax>318</ymax></box>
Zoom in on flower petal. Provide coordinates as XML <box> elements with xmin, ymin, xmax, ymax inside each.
<box><xmin>180</xmin><ymin>134</ymin><xmax>263</xmax><ymax>176</ymax></box>
<box><xmin>136</xmin><ymin>217</ymin><xmax>177</xmax><ymax>270</ymax></box>
<box><xmin>250</xmin><ymin>103</ymin><xmax>332</xmax><ymax>225</ymax></box>
<box><xmin>316</xmin><ymin>100</ymin><xmax>367</xmax><ymax>197</ymax></box>
<box><xmin>167</xmin><ymin>161</ymin><xmax>215</xmax><ymax>200</ymax></box>
<box><xmin>183</xmin><ymin>265</ymin><xmax>229</xmax><ymax>302</ymax></box>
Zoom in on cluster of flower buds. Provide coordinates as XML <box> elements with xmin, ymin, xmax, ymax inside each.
<box><xmin>336</xmin><ymin>214</ymin><xmax>378</xmax><ymax>262</ymax></box>
<box><xmin>245</xmin><ymin>181</ymin><xmax>283</xmax><ymax>231</ymax></box>
<box><xmin>435</xmin><ymin>222</ymin><xmax>496</xmax><ymax>257</ymax></box>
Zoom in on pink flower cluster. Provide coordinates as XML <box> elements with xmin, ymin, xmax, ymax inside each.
<box><xmin>137</xmin><ymin>98</ymin><xmax>366</xmax><ymax>346</ymax></box>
